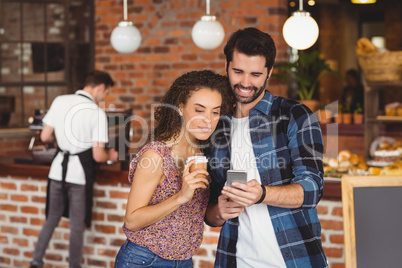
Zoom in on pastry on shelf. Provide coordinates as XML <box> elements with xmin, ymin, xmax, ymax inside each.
<box><xmin>338</xmin><ymin>150</ymin><xmax>352</xmax><ymax>162</ymax></box>
<box><xmin>368</xmin><ymin>167</ymin><xmax>382</xmax><ymax>175</ymax></box>
<box><xmin>350</xmin><ymin>154</ymin><xmax>359</xmax><ymax>166</ymax></box>
<box><xmin>328</xmin><ymin>158</ymin><xmax>338</xmax><ymax>169</ymax></box>
<box><xmin>325</xmin><ymin>149</ymin><xmax>375</xmax><ymax>176</ymax></box>
<box><xmin>368</xmin><ymin>136</ymin><xmax>401</xmax><ymax>166</ymax></box>
<box><xmin>338</xmin><ymin>160</ymin><xmax>352</xmax><ymax>173</ymax></box>
<box><xmin>373</xmin><ymin>150</ymin><xmax>400</xmax><ymax>163</ymax></box>
<box><xmin>380</xmin><ymin>160</ymin><xmax>402</xmax><ymax>176</ymax></box>
<box><xmin>348</xmin><ymin>168</ymin><xmax>369</xmax><ymax>176</ymax></box>
<box><xmin>384</xmin><ymin>102</ymin><xmax>400</xmax><ymax>116</ymax></box>
<box><xmin>373</xmin><ymin>140</ymin><xmax>401</xmax><ymax>163</ymax></box>
<box><xmin>397</xmin><ymin>106</ymin><xmax>402</xmax><ymax>117</ymax></box>
<box><xmin>356</xmin><ymin>161</ymin><xmax>368</xmax><ymax>171</ymax></box>
<box><xmin>335</xmin><ymin>150</ymin><xmax>363</xmax><ymax>173</ymax></box>
<box><xmin>355</xmin><ymin>37</ymin><xmax>378</xmax><ymax>55</ymax></box>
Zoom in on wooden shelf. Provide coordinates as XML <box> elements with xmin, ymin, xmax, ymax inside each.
<box><xmin>320</xmin><ymin>123</ymin><xmax>364</xmax><ymax>136</ymax></box>
<box><xmin>365</xmin><ymin>80</ymin><xmax>402</xmax><ymax>90</ymax></box>
<box><xmin>363</xmin><ymin>80</ymin><xmax>402</xmax><ymax>160</ymax></box>
<box><xmin>376</xmin><ymin>115</ymin><xmax>402</xmax><ymax>122</ymax></box>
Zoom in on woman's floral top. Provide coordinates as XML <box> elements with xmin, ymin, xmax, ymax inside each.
<box><xmin>122</xmin><ymin>141</ymin><xmax>210</xmax><ymax>260</ymax></box>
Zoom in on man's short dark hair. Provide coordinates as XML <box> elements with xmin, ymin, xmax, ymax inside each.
<box><xmin>224</xmin><ymin>27</ymin><xmax>277</xmax><ymax>72</ymax></box>
<box><xmin>85</xmin><ymin>70</ymin><xmax>115</xmax><ymax>88</ymax></box>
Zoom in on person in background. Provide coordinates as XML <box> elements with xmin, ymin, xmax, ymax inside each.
<box><xmin>340</xmin><ymin>68</ymin><xmax>364</xmax><ymax>114</ymax></box>
<box><xmin>204</xmin><ymin>27</ymin><xmax>328</xmax><ymax>267</ymax></box>
<box><xmin>114</xmin><ymin>70</ymin><xmax>234</xmax><ymax>268</ymax></box>
<box><xmin>30</xmin><ymin>70</ymin><xmax>119</xmax><ymax>268</ymax></box>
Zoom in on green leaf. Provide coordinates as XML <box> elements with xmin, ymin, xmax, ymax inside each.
<box><xmin>272</xmin><ymin>50</ymin><xmax>341</xmax><ymax>100</ymax></box>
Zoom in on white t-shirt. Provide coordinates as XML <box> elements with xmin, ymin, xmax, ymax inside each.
<box><xmin>231</xmin><ymin>116</ymin><xmax>286</xmax><ymax>268</ymax></box>
<box><xmin>43</xmin><ymin>90</ymin><xmax>108</xmax><ymax>185</ymax></box>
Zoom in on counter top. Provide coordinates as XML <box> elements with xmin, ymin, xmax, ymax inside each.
<box><xmin>0</xmin><ymin>127</ymin><xmax>31</xmax><ymax>137</ymax></box>
<box><xmin>0</xmin><ymin>162</ymin><xmax>129</xmax><ymax>185</ymax></box>
<box><xmin>0</xmin><ymin>162</ymin><xmax>341</xmax><ymax>200</ymax></box>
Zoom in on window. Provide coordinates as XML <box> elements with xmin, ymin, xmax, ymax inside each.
<box><xmin>0</xmin><ymin>0</ymin><xmax>94</xmax><ymax>128</ymax></box>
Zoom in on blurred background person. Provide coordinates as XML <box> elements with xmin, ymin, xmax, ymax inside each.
<box><xmin>340</xmin><ymin>69</ymin><xmax>364</xmax><ymax>114</ymax></box>
<box><xmin>30</xmin><ymin>70</ymin><xmax>118</xmax><ymax>268</ymax></box>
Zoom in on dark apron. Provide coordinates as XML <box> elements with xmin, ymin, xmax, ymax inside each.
<box><xmin>45</xmin><ymin>93</ymin><xmax>97</xmax><ymax>228</ymax></box>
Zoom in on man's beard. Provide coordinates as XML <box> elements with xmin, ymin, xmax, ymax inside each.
<box><xmin>232</xmin><ymin>83</ymin><xmax>266</xmax><ymax>104</ymax></box>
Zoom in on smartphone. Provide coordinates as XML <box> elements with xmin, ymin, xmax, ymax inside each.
<box><xmin>226</xmin><ymin>170</ymin><xmax>247</xmax><ymax>187</ymax></box>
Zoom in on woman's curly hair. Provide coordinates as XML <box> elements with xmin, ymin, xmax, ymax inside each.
<box><xmin>151</xmin><ymin>70</ymin><xmax>234</xmax><ymax>143</ymax></box>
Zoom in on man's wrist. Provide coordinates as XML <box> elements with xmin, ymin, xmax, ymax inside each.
<box><xmin>255</xmin><ymin>184</ymin><xmax>266</xmax><ymax>204</ymax></box>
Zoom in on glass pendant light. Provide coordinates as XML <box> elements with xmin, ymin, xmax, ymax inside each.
<box><xmin>283</xmin><ymin>0</ymin><xmax>319</xmax><ymax>50</ymax></box>
<box><xmin>191</xmin><ymin>0</ymin><xmax>225</xmax><ymax>50</ymax></box>
<box><xmin>110</xmin><ymin>0</ymin><xmax>142</xmax><ymax>54</ymax></box>
<box><xmin>351</xmin><ymin>0</ymin><xmax>376</xmax><ymax>4</ymax></box>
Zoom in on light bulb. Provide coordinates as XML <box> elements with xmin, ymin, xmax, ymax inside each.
<box><xmin>351</xmin><ymin>0</ymin><xmax>376</xmax><ymax>3</ymax></box>
<box><xmin>283</xmin><ymin>11</ymin><xmax>319</xmax><ymax>50</ymax></box>
<box><xmin>191</xmin><ymin>15</ymin><xmax>225</xmax><ymax>50</ymax></box>
<box><xmin>110</xmin><ymin>21</ymin><xmax>142</xmax><ymax>54</ymax></box>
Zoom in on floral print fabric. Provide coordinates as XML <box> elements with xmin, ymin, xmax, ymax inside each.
<box><xmin>122</xmin><ymin>141</ymin><xmax>210</xmax><ymax>260</ymax></box>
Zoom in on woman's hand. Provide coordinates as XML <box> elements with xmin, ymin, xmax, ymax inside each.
<box><xmin>177</xmin><ymin>160</ymin><xmax>209</xmax><ymax>204</ymax></box>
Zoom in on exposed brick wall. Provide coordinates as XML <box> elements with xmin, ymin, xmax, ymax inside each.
<box><xmin>323</xmin><ymin>131</ymin><xmax>365</xmax><ymax>158</ymax></box>
<box><xmin>94</xmin><ymin>0</ymin><xmax>289</xmax><ymax>153</ymax></box>
<box><xmin>318</xmin><ymin>199</ymin><xmax>345</xmax><ymax>268</ymax></box>
<box><xmin>0</xmin><ymin>176</ymin><xmax>129</xmax><ymax>267</ymax></box>
<box><xmin>0</xmin><ymin>176</ymin><xmax>224</xmax><ymax>267</ymax></box>
<box><xmin>0</xmin><ymin>175</ymin><xmax>345</xmax><ymax>268</ymax></box>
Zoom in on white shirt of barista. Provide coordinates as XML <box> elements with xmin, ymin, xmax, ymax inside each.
<box><xmin>43</xmin><ymin>90</ymin><xmax>108</xmax><ymax>185</ymax></box>
<box><xmin>231</xmin><ymin>116</ymin><xmax>286</xmax><ymax>268</ymax></box>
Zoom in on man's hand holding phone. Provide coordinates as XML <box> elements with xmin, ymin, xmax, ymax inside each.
<box><xmin>226</xmin><ymin>170</ymin><xmax>247</xmax><ymax>189</ymax></box>
<box><xmin>223</xmin><ymin>170</ymin><xmax>265</xmax><ymax>207</ymax></box>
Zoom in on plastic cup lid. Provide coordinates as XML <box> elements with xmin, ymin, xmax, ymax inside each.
<box><xmin>186</xmin><ymin>155</ymin><xmax>208</xmax><ymax>163</ymax></box>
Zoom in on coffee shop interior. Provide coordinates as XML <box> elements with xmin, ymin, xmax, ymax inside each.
<box><xmin>0</xmin><ymin>0</ymin><xmax>401</xmax><ymax>267</ymax></box>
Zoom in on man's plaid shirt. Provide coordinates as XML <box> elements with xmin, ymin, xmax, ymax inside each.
<box><xmin>205</xmin><ymin>91</ymin><xmax>328</xmax><ymax>268</ymax></box>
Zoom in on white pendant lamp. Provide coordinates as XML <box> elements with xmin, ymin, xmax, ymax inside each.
<box><xmin>191</xmin><ymin>0</ymin><xmax>225</xmax><ymax>50</ymax></box>
<box><xmin>351</xmin><ymin>0</ymin><xmax>376</xmax><ymax>4</ymax></box>
<box><xmin>110</xmin><ymin>0</ymin><xmax>142</xmax><ymax>54</ymax></box>
<box><xmin>283</xmin><ymin>0</ymin><xmax>319</xmax><ymax>50</ymax></box>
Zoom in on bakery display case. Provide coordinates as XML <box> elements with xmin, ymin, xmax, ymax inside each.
<box><xmin>359</xmin><ymin>79</ymin><xmax>402</xmax><ymax>176</ymax></box>
<box><xmin>363</xmin><ymin>80</ymin><xmax>402</xmax><ymax>161</ymax></box>
<box><xmin>323</xmin><ymin>79</ymin><xmax>402</xmax><ymax>177</ymax></box>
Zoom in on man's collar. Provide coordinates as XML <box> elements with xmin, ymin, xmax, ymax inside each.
<box><xmin>250</xmin><ymin>90</ymin><xmax>274</xmax><ymax>116</ymax></box>
<box><xmin>75</xmin><ymin>90</ymin><xmax>95</xmax><ymax>101</ymax></box>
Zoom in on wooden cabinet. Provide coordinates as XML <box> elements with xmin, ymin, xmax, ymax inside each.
<box><xmin>363</xmin><ymin>80</ymin><xmax>402</xmax><ymax>160</ymax></box>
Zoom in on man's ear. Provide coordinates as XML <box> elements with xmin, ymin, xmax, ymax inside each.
<box><xmin>267</xmin><ymin>68</ymin><xmax>273</xmax><ymax>80</ymax></box>
<box><xmin>268</xmin><ymin>66</ymin><xmax>274</xmax><ymax>79</ymax></box>
<box><xmin>96</xmin><ymin>83</ymin><xmax>105</xmax><ymax>93</ymax></box>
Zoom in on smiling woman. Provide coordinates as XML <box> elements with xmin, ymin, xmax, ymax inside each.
<box><xmin>114</xmin><ymin>70</ymin><xmax>234</xmax><ymax>268</ymax></box>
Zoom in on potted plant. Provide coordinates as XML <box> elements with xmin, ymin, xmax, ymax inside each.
<box><xmin>342</xmin><ymin>103</ymin><xmax>352</xmax><ymax>124</ymax></box>
<box><xmin>318</xmin><ymin>104</ymin><xmax>332</xmax><ymax>124</ymax></box>
<box><xmin>272</xmin><ymin>50</ymin><xmax>340</xmax><ymax>112</ymax></box>
<box><xmin>334</xmin><ymin>103</ymin><xmax>342</xmax><ymax>124</ymax></box>
<box><xmin>353</xmin><ymin>102</ymin><xmax>363</xmax><ymax>124</ymax></box>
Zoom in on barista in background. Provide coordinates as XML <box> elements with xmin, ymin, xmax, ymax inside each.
<box><xmin>30</xmin><ymin>70</ymin><xmax>119</xmax><ymax>268</ymax></box>
<box><xmin>340</xmin><ymin>69</ymin><xmax>364</xmax><ymax>113</ymax></box>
